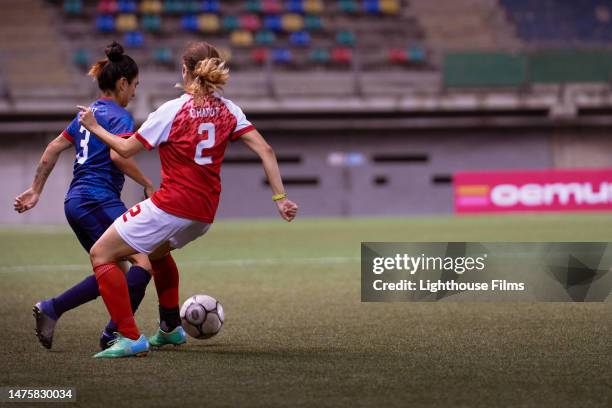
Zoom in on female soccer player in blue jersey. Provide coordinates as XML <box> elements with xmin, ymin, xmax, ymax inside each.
<box><xmin>14</xmin><ymin>42</ymin><xmax>154</xmax><ymax>351</ymax></box>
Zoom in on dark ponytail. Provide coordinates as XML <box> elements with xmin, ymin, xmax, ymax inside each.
<box><xmin>88</xmin><ymin>41</ymin><xmax>138</xmax><ymax>92</ymax></box>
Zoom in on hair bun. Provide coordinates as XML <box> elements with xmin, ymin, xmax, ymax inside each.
<box><xmin>105</xmin><ymin>41</ymin><xmax>125</xmax><ymax>63</ymax></box>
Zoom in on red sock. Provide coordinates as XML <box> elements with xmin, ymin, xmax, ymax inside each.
<box><xmin>151</xmin><ymin>254</ymin><xmax>179</xmax><ymax>309</ymax></box>
<box><xmin>94</xmin><ymin>263</ymin><xmax>140</xmax><ymax>340</ymax></box>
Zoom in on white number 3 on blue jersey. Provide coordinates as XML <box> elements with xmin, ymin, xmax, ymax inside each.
<box><xmin>76</xmin><ymin>126</ymin><xmax>90</xmax><ymax>164</ymax></box>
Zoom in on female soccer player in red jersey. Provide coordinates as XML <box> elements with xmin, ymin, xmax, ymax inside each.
<box><xmin>78</xmin><ymin>42</ymin><xmax>298</xmax><ymax>358</ymax></box>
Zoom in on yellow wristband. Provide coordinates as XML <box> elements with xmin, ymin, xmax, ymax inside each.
<box><xmin>272</xmin><ymin>193</ymin><xmax>287</xmax><ymax>201</ymax></box>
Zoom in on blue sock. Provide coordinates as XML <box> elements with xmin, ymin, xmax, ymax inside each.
<box><xmin>104</xmin><ymin>266</ymin><xmax>151</xmax><ymax>334</ymax></box>
<box><xmin>41</xmin><ymin>274</ymin><xmax>100</xmax><ymax>321</ymax></box>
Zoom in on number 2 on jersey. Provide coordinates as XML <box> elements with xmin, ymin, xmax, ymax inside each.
<box><xmin>76</xmin><ymin>126</ymin><xmax>90</xmax><ymax>164</ymax></box>
<box><xmin>194</xmin><ymin>123</ymin><xmax>216</xmax><ymax>165</ymax></box>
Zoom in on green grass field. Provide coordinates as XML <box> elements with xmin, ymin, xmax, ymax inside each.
<box><xmin>0</xmin><ymin>214</ymin><xmax>611</xmax><ymax>407</ymax></box>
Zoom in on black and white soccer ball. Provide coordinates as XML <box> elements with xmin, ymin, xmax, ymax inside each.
<box><xmin>180</xmin><ymin>294</ymin><xmax>224</xmax><ymax>339</ymax></box>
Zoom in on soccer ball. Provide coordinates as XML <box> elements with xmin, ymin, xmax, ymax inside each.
<box><xmin>180</xmin><ymin>294</ymin><xmax>224</xmax><ymax>339</ymax></box>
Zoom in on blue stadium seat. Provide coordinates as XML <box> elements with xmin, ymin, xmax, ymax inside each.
<box><xmin>289</xmin><ymin>31</ymin><xmax>311</xmax><ymax>47</ymax></box>
<box><xmin>201</xmin><ymin>0</ymin><xmax>220</xmax><ymax>13</ymax></box>
<box><xmin>96</xmin><ymin>15</ymin><xmax>116</xmax><ymax>32</ymax></box>
<box><xmin>117</xmin><ymin>0</ymin><xmax>137</xmax><ymax>13</ymax></box>
<box><xmin>363</xmin><ymin>0</ymin><xmax>380</xmax><ymax>14</ymax></box>
<box><xmin>287</xmin><ymin>0</ymin><xmax>305</xmax><ymax>14</ymax></box>
<box><xmin>124</xmin><ymin>31</ymin><xmax>144</xmax><ymax>48</ymax></box>
<box><xmin>181</xmin><ymin>15</ymin><xmax>198</xmax><ymax>32</ymax></box>
<box><xmin>272</xmin><ymin>48</ymin><xmax>292</xmax><ymax>64</ymax></box>
<box><xmin>264</xmin><ymin>15</ymin><xmax>283</xmax><ymax>32</ymax></box>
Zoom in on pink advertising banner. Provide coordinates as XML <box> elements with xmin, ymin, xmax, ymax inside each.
<box><xmin>454</xmin><ymin>168</ymin><xmax>612</xmax><ymax>213</ymax></box>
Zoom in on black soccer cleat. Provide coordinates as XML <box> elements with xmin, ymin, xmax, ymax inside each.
<box><xmin>32</xmin><ymin>303</ymin><xmax>56</xmax><ymax>350</ymax></box>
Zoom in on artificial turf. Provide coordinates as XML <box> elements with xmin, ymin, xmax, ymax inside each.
<box><xmin>0</xmin><ymin>214</ymin><xmax>611</xmax><ymax>407</ymax></box>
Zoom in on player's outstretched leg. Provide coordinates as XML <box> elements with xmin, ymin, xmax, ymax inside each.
<box><xmin>33</xmin><ymin>274</ymin><xmax>101</xmax><ymax>349</ymax></box>
<box><xmin>148</xmin><ymin>253</ymin><xmax>186</xmax><ymax>347</ymax></box>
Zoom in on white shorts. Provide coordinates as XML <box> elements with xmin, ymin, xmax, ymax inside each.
<box><xmin>114</xmin><ymin>198</ymin><xmax>211</xmax><ymax>255</ymax></box>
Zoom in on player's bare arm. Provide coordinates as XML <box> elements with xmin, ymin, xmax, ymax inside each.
<box><xmin>77</xmin><ymin>106</ymin><xmax>144</xmax><ymax>158</ymax></box>
<box><xmin>239</xmin><ymin>129</ymin><xmax>299</xmax><ymax>222</ymax></box>
<box><xmin>14</xmin><ymin>135</ymin><xmax>72</xmax><ymax>213</ymax></box>
<box><xmin>110</xmin><ymin>150</ymin><xmax>155</xmax><ymax>197</ymax></box>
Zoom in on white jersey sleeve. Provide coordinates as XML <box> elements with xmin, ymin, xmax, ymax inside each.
<box><xmin>135</xmin><ymin>94</ymin><xmax>189</xmax><ymax>150</ymax></box>
<box><xmin>220</xmin><ymin>96</ymin><xmax>255</xmax><ymax>141</ymax></box>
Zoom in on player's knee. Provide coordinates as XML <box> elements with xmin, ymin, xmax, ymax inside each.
<box><xmin>89</xmin><ymin>242</ymin><xmax>110</xmax><ymax>266</ymax></box>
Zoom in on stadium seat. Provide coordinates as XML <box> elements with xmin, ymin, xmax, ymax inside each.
<box><xmin>338</xmin><ymin>0</ymin><xmax>358</xmax><ymax>13</ymax></box>
<box><xmin>96</xmin><ymin>15</ymin><xmax>116</xmax><ymax>32</ymax></box>
<box><xmin>331</xmin><ymin>47</ymin><xmax>352</xmax><ymax>64</ymax></box>
<box><xmin>200</xmin><ymin>0</ymin><xmax>220</xmax><ymax>13</ymax></box>
<box><xmin>272</xmin><ymin>48</ymin><xmax>292</xmax><ymax>64</ymax></box>
<box><xmin>181</xmin><ymin>15</ymin><xmax>198</xmax><ymax>32</ymax></box>
<box><xmin>388</xmin><ymin>49</ymin><xmax>407</xmax><ymax>64</ymax></box>
<box><xmin>164</xmin><ymin>0</ymin><xmax>186</xmax><ymax>14</ymax></box>
<box><xmin>282</xmin><ymin>14</ymin><xmax>304</xmax><ymax>31</ymax></box>
<box><xmin>289</xmin><ymin>31</ymin><xmax>311</xmax><ymax>47</ymax></box>
<box><xmin>97</xmin><ymin>0</ymin><xmax>118</xmax><ymax>15</ymax></box>
<box><xmin>262</xmin><ymin>0</ymin><xmax>282</xmax><ymax>14</ymax></box>
<box><xmin>264</xmin><ymin>14</ymin><xmax>283</xmax><ymax>31</ymax></box>
<box><xmin>116</xmin><ymin>14</ymin><xmax>138</xmax><ymax>32</ymax></box>
<box><xmin>73</xmin><ymin>48</ymin><xmax>90</xmax><ymax>68</ymax></box>
<box><xmin>222</xmin><ymin>15</ymin><xmax>240</xmax><ymax>31</ymax></box>
<box><xmin>153</xmin><ymin>47</ymin><xmax>173</xmax><ymax>65</ymax></box>
<box><xmin>309</xmin><ymin>47</ymin><xmax>330</xmax><ymax>64</ymax></box>
<box><xmin>239</xmin><ymin>14</ymin><xmax>262</xmax><ymax>31</ymax></box>
<box><xmin>245</xmin><ymin>0</ymin><xmax>263</xmax><ymax>13</ymax></box>
<box><xmin>251</xmin><ymin>47</ymin><xmax>269</xmax><ymax>64</ymax></box>
<box><xmin>142</xmin><ymin>14</ymin><xmax>162</xmax><ymax>32</ymax></box>
<box><xmin>363</xmin><ymin>0</ymin><xmax>380</xmax><ymax>14</ymax></box>
<box><xmin>379</xmin><ymin>0</ymin><xmax>399</xmax><ymax>15</ymax></box>
<box><xmin>336</xmin><ymin>30</ymin><xmax>356</xmax><ymax>46</ymax></box>
<box><xmin>124</xmin><ymin>31</ymin><xmax>144</xmax><ymax>48</ymax></box>
<box><xmin>140</xmin><ymin>0</ymin><xmax>162</xmax><ymax>14</ymax></box>
<box><xmin>230</xmin><ymin>30</ymin><xmax>254</xmax><ymax>48</ymax></box>
<box><xmin>63</xmin><ymin>0</ymin><xmax>83</xmax><ymax>15</ymax></box>
<box><xmin>408</xmin><ymin>46</ymin><xmax>426</xmax><ymax>63</ymax></box>
<box><xmin>287</xmin><ymin>0</ymin><xmax>305</xmax><ymax>14</ymax></box>
<box><xmin>304</xmin><ymin>0</ymin><xmax>324</xmax><ymax>14</ymax></box>
<box><xmin>255</xmin><ymin>30</ymin><xmax>276</xmax><ymax>45</ymax></box>
<box><xmin>198</xmin><ymin>14</ymin><xmax>220</xmax><ymax>32</ymax></box>
<box><xmin>117</xmin><ymin>0</ymin><xmax>137</xmax><ymax>13</ymax></box>
<box><xmin>304</xmin><ymin>15</ymin><xmax>323</xmax><ymax>31</ymax></box>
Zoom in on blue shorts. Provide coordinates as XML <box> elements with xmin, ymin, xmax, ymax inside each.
<box><xmin>64</xmin><ymin>197</ymin><xmax>127</xmax><ymax>252</ymax></box>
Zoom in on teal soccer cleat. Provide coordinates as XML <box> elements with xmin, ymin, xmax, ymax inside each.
<box><xmin>148</xmin><ymin>326</ymin><xmax>187</xmax><ymax>347</ymax></box>
<box><xmin>93</xmin><ymin>333</ymin><xmax>149</xmax><ymax>358</ymax></box>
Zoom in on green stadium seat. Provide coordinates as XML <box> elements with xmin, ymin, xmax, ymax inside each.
<box><xmin>304</xmin><ymin>15</ymin><xmax>323</xmax><ymax>31</ymax></box>
<box><xmin>338</xmin><ymin>0</ymin><xmax>358</xmax><ymax>13</ymax></box>
<box><xmin>336</xmin><ymin>30</ymin><xmax>355</xmax><ymax>46</ymax></box>
<box><xmin>142</xmin><ymin>14</ymin><xmax>162</xmax><ymax>32</ymax></box>
<box><xmin>222</xmin><ymin>15</ymin><xmax>240</xmax><ymax>31</ymax></box>
<box><xmin>255</xmin><ymin>30</ymin><xmax>276</xmax><ymax>46</ymax></box>
<box><xmin>153</xmin><ymin>47</ymin><xmax>173</xmax><ymax>65</ymax></box>
<box><xmin>64</xmin><ymin>0</ymin><xmax>83</xmax><ymax>15</ymax></box>
<box><xmin>245</xmin><ymin>0</ymin><xmax>263</xmax><ymax>13</ymax></box>
<box><xmin>73</xmin><ymin>48</ymin><xmax>90</xmax><ymax>68</ymax></box>
<box><xmin>309</xmin><ymin>48</ymin><xmax>330</xmax><ymax>64</ymax></box>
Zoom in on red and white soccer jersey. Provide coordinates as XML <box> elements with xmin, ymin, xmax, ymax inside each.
<box><xmin>134</xmin><ymin>93</ymin><xmax>255</xmax><ymax>223</ymax></box>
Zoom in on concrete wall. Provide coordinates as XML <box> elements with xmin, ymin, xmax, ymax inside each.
<box><xmin>0</xmin><ymin>127</ymin><xmax>554</xmax><ymax>224</ymax></box>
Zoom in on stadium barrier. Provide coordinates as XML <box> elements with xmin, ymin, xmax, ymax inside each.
<box><xmin>454</xmin><ymin>168</ymin><xmax>612</xmax><ymax>213</ymax></box>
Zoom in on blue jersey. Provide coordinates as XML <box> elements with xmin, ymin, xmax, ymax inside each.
<box><xmin>62</xmin><ymin>99</ymin><xmax>134</xmax><ymax>203</ymax></box>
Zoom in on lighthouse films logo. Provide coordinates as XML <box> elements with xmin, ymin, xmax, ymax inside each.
<box><xmin>361</xmin><ymin>243</ymin><xmax>612</xmax><ymax>302</ymax></box>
